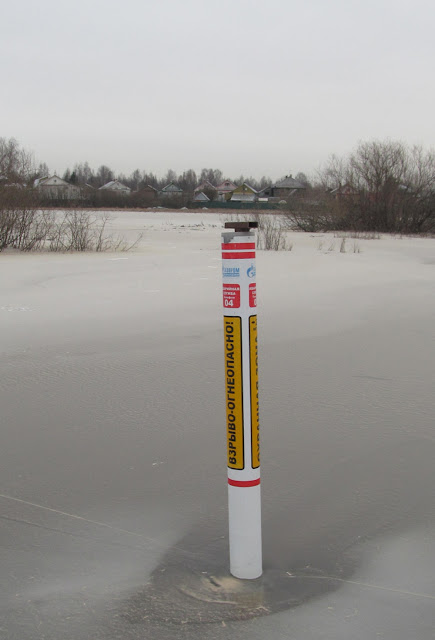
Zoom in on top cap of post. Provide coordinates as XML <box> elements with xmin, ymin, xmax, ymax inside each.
<box><xmin>224</xmin><ymin>221</ymin><xmax>258</xmax><ymax>232</ymax></box>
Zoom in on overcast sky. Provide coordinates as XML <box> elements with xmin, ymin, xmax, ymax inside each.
<box><xmin>2</xmin><ymin>0</ymin><xmax>435</xmax><ymax>180</ymax></box>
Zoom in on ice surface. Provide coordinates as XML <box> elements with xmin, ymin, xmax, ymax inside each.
<box><xmin>1</xmin><ymin>211</ymin><xmax>434</xmax><ymax>638</ymax></box>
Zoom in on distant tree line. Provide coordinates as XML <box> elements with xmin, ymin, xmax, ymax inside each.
<box><xmin>1</xmin><ymin>136</ymin><xmax>435</xmax><ymax>234</ymax></box>
<box><xmin>60</xmin><ymin>164</ymin><xmax>279</xmax><ymax>193</ymax></box>
<box><xmin>0</xmin><ymin>137</ymin><xmax>308</xmax><ymax>193</ymax></box>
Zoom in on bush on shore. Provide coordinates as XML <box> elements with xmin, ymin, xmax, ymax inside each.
<box><xmin>0</xmin><ymin>188</ymin><xmax>140</xmax><ymax>252</ymax></box>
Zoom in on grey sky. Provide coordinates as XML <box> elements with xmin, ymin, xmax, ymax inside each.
<box><xmin>2</xmin><ymin>0</ymin><xmax>435</xmax><ymax>180</ymax></box>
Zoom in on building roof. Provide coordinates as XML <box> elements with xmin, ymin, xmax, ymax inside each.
<box><xmin>34</xmin><ymin>175</ymin><xmax>81</xmax><ymax>191</ymax></box>
<box><xmin>273</xmin><ymin>175</ymin><xmax>306</xmax><ymax>190</ymax></box>
<box><xmin>258</xmin><ymin>185</ymin><xmax>272</xmax><ymax>194</ymax></box>
<box><xmin>34</xmin><ymin>175</ymin><xmax>70</xmax><ymax>188</ymax></box>
<box><xmin>329</xmin><ymin>184</ymin><xmax>357</xmax><ymax>196</ymax></box>
<box><xmin>161</xmin><ymin>182</ymin><xmax>183</xmax><ymax>193</ymax></box>
<box><xmin>99</xmin><ymin>180</ymin><xmax>131</xmax><ymax>191</ymax></box>
<box><xmin>216</xmin><ymin>180</ymin><xmax>237</xmax><ymax>192</ymax></box>
<box><xmin>193</xmin><ymin>191</ymin><xmax>210</xmax><ymax>202</ymax></box>
<box><xmin>194</xmin><ymin>180</ymin><xmax>215</xmax><ymax>193</ymax></box>
<box><xmin>33</xmin><ymin>176</ymin><xmax>49</xmax><ymax>187</ymax></box>
<box><xmin>232</xmin><ymin>182</ymin><xmax>258</xmax><ymax>194</ymax></box>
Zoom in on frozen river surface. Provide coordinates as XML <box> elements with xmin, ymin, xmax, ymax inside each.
<box><xmin>1</xmin><ymin>212</ymin><xmax>434</xmax><ymax>639</ymax></box>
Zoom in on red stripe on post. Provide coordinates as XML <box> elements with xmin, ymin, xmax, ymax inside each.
<box><xmin>222</xmin><ymin>252</ymin><xmax>256</xmax><ymax>260</ymax></box>
<box><xmin>221</xmin><ymin>243</ymin><xmax>256</xmax><ymax>250</ymax></box>
<box><xmin>228</xmin><ymin>478</ymin><xmax>261</xmax><ymax>487</ymax></box>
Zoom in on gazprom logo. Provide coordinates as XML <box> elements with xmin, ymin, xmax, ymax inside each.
<box><xmin>247</xmin><ymin>264</ymin><xmax>256</xmax><ymax>278</ymax></box>
<box><xmin>223</xmin><ymin>266</ymin><xmax>240</xmax><ymax>278</ymax></box>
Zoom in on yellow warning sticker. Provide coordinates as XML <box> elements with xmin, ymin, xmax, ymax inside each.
<box><xmin>250</xmin><ymin>315</ymin><xmax>260</xmax><ymax>468</ymax></box>
<box><xmin>224</xmin><ymin>316</ymin><xmax>244</xmax><ymax>469</ymax></box>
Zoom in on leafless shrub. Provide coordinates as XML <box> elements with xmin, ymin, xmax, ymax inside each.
<box><xmin>225</xmin><ymin>213</ymin><xmax>292</xmax><ymax>251</ymax></box>
<box><xmin>48</xmin><ymin>211</ymin><xmax>111</xmax><ymax>251</ymax></box>
<box><xmin>283</xmin><ymin>186</ymin><xmax>343</xmax><ymax>232</ymax></box>
<box><xmin>0</xmin><ymin>188</ymin><xmax>53</xmax><ymax>251</ymax></box>
<box><xmin>108</xmin><ymin>232</ymin><xmax>144</xmax><ymax>252</ymax></box>
<box><xmin>257</xmin><ymin>215</ymin><xmax>290</xmax><ymax>250</ymax></box>
<box><xmin>48</xmin><ymin>211</ymin><xmax>143</xmax><ymax>252</ymax></box>
<box><xmin>0</xmin><ymin>190</ymin><xmax>142</xmax><ymax>253</ymax></box>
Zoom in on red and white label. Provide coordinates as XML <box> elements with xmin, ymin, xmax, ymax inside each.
<box><xmin>249</xmin><ymin>283</ymin><xmax>257</xmax><ymax>307</ymax></box>
<box><xmin>222</xmin><ymin>242</ymin><xmax>256</xmax><ymax>260</ymax></box>
<box><xmin>223</xmin><ymin>284</ymin><xmax>240</xmax><ymax>309</ymax></box>
<box><xmin>222</xmin><ymin>242</ymin><xmax>255</xmax><ymax>251</ymax></box>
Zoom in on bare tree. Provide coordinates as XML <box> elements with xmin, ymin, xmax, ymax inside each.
<box><xmin>257</xmin><ymin>175</ymin><xmax>272</xmax><ymax>191</ymax></box>
<box><xmin>35</xmin><ymin>162</ymin><xmax>50</xmax><ymax>179</ymax></box>
<box><xmin>294</xmin><ymin>172</ymin><xmax>311</xmax><ymax>188</ymax></box>
<box><xmin>0</xmin><ymin>137</ymin><xmax>34</xmax><ymax>184</ymax></box>
<box><xmin>314</xmin><ymin>140</ymin><xmax>435</xmax><ymax>233</ymax></box>
<box><xmin>199</xmin><ymin>168</ymin><xmax>223</xmax><ymax>186</ymax></box>
<box><xmin>140</xmin><ymin>171</ymin><xmax>159</xmax><ymax>189</ymax></box>
<box><xmin>178</xmin><ymin>169</ymin><xmax>197</xmax><ymax>195</ymax></box>
<box><xmin>95</xmin><ymin>165</ymin><xmax>114</xmax><ymax>187</ymax></box>
<box><xmin>162</xmin><ymin>169</ymin><xmax>177</xmax><ymax>187</ymax></box>
<box><xmin>73</xmin><ymin>162</ymin><xmax>94</xmax><ymax>185</ymax></box>
<box><xmin>129</xmin><ymin>169</ymin><xmax>142</xmax><ymax>190</ymax></box>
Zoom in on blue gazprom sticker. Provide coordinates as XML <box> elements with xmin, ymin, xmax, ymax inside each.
<box><xmin>247</xmin><ymin>264</ymin><xmax>256</xmax><ymax>278</ymax></box>
<box><xmin>223</xmin><ymin>266</ymin><xmax>240</xmax><ymax>278</ymax></box>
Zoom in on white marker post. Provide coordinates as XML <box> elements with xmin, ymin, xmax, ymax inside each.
<box><xmin>221</xmin><ymin>221</ymin><xmax>262</xmax><ymax>580</ymax></box>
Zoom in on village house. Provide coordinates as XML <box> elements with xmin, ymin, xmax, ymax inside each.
<box><xmin>130</xmin><ymin>185</ymin><xmax>159</xmax><ymax>206</ymax></box>
<box><xmin>229</xmin><ymin>182</ymin><xmax>258</xmax><ymax>203</ymax></box>
<box><xmin>193</xmin><ymin>180</ymin><xmax>217</xmax><ymax>199</ymax></box>
<box><xmin>98</xmin><ymin>180</ymin><xmax>131</xmax><ymax>194</ymax></box>
<box><xmin>329</xmin><ymin>184</ymin><xmax>358</xmax><ymax>199</ymax></box>
<box><xmin>194</xmin><ymin>180</ymin><xmax>215</xmax><ymax>194</ymax></box>
<box><xmin>215</xmin><ymin>180</ymin><xmax>237</xmax><ymax>202</ymax></box>
<box><xmin>34</xmin><ymin>175</ymin><xmax>81</xmax><ymax>200</ymax></box>
<box><xmin>138</xmin><ymin>185</ymin><xmax>159</xmax><ymax>201</ymax></box>
<box><xmin>262</xmin><ymin>175</ymin><xmax>306</xmax><ymax>200</ymax></box>
<box><xmin>159</xmin><ymin>182</ymin><xmax>183</xmax><ymax>198</ymax></box>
